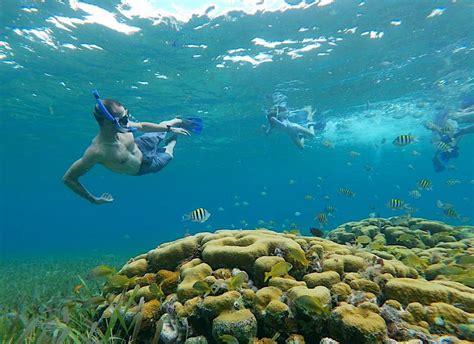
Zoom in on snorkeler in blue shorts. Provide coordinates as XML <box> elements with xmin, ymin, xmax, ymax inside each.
<box><xmin>63</xmin><ymin>90</ymin><xmax>203</xmax><ymax>204</ymax></box>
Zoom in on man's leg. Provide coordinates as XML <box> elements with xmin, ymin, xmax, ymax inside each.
<box><xmin>164</xmin><ymin>136</ymin><xmax>177</xmax><ymax>157</ymax></box>
<box><xmin>450</xmin><ymin>109</ymin><xmax>474</xmax><ymax>123</ymax></box>
<box><xmin>291</xmin><ymin>134</ymin><xmax>304</xmax><ymax>149</ymax></box>
<box><xmin>295</xmin><ymin>124</ymin><xmax>315</xmax><ymax>138</ymax></box>
<box><xmin>455</xmin><ymin>124</ymin><xmax>474</xmax><ymax>137</ymax></box>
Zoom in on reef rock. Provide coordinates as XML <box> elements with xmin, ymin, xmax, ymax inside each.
<box><xmin>329</xmin><ymin>304</ymin><xmax>387</xmax><ymax>344</ymax></box>
<box><xmin>95</xmin><ymin>220</ymin><xmax>473</xmax><ymax>344</ymax></box>
<box><xmin>212</xmin><ymin>309</ymin><xmax>257</xmax><ymax>343</ymax></box>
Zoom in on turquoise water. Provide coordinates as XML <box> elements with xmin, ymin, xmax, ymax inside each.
<box><xmin>1</xmin><ymin>0</ymin><xmax>473</xmax><ymax>256</ymax></box>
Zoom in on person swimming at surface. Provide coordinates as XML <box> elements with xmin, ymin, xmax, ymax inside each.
<box><xmin>264</xmin><ymin>103</ymin><xmax>321</xmax><ymax>149</ymax></box>
<box><xmin>63</xmin><ymin>90</ymin><xmax>202</xmax><ymax>204</ymax></box>
<box><xmin>427</xmin><ymin>100</ymin><xmax>474</xmax><ymax>172</ymax></box>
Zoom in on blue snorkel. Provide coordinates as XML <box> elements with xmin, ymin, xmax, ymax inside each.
<box><xmin>92</xmin><ymin>90</ymin><xmax>136</xmax><ymax>133</ymax></box>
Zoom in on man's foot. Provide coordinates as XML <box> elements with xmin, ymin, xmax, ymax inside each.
<box><xmin>164</xmin><ymin>134</ymin><xmax>177</xmax><ymax>157</ymax></box>
<box><xmin>164</xmin><ymin>134</ymin><xmax>177</xmax><ymax>146</ymax></box>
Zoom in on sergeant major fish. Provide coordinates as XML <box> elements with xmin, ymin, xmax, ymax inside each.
<box><xmin>337</xmin><ymin>188</ymin><xmax>355</xmax><ymax>197</ymax></box>
<box><xmin>393</xmin><ymin>134</ymin><xmax>416</xmax><ymax>146</ymax></box>
<box><xmin>183</xmin><ymin>208</ymin><xmax>211</xmax><ymax>223</ymax></box>
<box><xmin>386</xmin><ymin>198</ymin><xmax>408</xmax><ymax>210</ymax></box>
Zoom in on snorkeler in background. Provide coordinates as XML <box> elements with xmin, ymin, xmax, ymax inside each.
<box><xmin>263</xmin><ymin>92</ymin><xmax>324</xmax><ymax>149</ymax></box>
<box><xmin>63</xmin><ymin>90</ymin><xmax>203</xmax><ymax>204</ymax></box>
<box><xmin>427</xmin><ymin>97</ymin><xmax>474</xmax><ymax>172</ymax></box>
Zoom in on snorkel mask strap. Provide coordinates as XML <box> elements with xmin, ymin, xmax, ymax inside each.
<box><xmin>92</xmin><ymin>90</ymin><xmax>136</xmax><ymax>133</ymax></box>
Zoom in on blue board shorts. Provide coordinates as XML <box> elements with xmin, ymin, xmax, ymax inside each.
<box><xmin>134</xmin><ymin>132</ymin><xmax>172</xmax><ymax>175</ymax></box>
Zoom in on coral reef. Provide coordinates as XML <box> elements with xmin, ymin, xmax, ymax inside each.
<box><xmin>94</xmin><ymin>220</ymin><xmax>473</xmax><ymax>344</ymax></box>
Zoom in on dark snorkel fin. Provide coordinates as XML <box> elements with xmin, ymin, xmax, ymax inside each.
<box><xmin>92</xmin><ymin>90</ymin><xmax>136</xmax><ymax>133</ymax></box>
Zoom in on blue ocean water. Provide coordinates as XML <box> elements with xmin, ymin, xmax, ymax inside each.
<box><xmin>0</xmin><ymin>0</ymin><xmax>473</xmax><ymax>257</ymax></box>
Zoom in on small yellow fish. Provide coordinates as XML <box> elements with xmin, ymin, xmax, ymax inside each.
<box><xmin>88</xmin><ymin>265</ymin><xmax>115</xmax><ymax>279</ymax></box>
<box><xmin>219</xmin><ymin>334</ymin><xmax>239</xmax><ymax>344</ymax></box>
<box><xmin>82</xmin><ymin>296</ymin><xmax>106</xmax><ymax>308</ymax></box>
<box><xmin>264</xmin><ymin>261</ymin><xmax>293</xmax><ymax>282</ymax></box>
<box><xmin>150</xmin><ymin>283</ymin><xmax>164</xmax><ymax>297</ymax></box>
<box><xmin>322</xmin><ymin>139</ymin><xmax>333</xmax><ymax>148</ymax></box>
<box><xmin>287</xmin><ymin>248</ymin><xmax>309</xmax><ymax>267</ymax></box>
<box><xmin>228</xmin><ymin>271</ymin><xmax>247</xmax><ymax>290</ymax></box>
<box><xmin>107</xmin><ymin>274</ymin><xmax>131</xmax><ymax>288</ymax></box>
<box><xmin>193</xmin><ymin>280</ymin><xmax>211</xmax><ymax>296</ymax></box>
<box><xmin>355</xmin><ymin>235</ymin><xmax>371</xmax><ymax>245</ymax></box>
<box><xmin>368</xmin><ymin>241</ymin><xmax>384</xmax><ymax>250</ymax></box>
<box><xmin>304</xmin><ymin>195</ymin><xmax>314</xmax><ymax>201</ymax></box>
<box><xmin>72</xmin><ymin>284</ymin><xmax>83</xmax><ymax>294</ymax></box>
<box><xmin>294</xmin><ymin>295</ymin><xmax>330</xmax><ymax>316</ymax></box>
<box><xmin>284</xmin><ymin>229</ymin><xmax>301</xmax><ymax>235</ymax></box>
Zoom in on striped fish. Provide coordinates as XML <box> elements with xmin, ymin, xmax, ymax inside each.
<box><xmin>436</xmin><ymin>141</ymin><xmax>453</xmax><ymax>152</ymax></box>
<box><xmin>443</xmin><ymin>208</ymin><xmax>459</xmax><ymax>219</ymax></box>
<box><xmin>417</xmin><ymin>179</ymin><xmax>432</xmax><ymax>190</ymax></box>
<box><xmin>317</xmin><ymin>212</ymin><xmax>328</xmax><ymax>225</ymax></box>
<box><xmin>337</xmin><ymin>188</ymin><xmax>355</xmax><ymax>197</ymax></box>
<box><xmin>325</xmin><ymin>205</ymin><xmax>336</xmax><ymax>214</ymax></box>
<box><xmin>393</xmin><ymin>134</ymin><xmax>415</xmax><ymax>146</ymax></box>
<box><xmin>386</xmin><ymin>198</ymin><xmax>406</xmax><ymax>209</ymax></box>
<box><xmin>446</xmin><ymin>179</ymin><xmax>461</xmax><ymax>187</ymax></box>
<box><xmin>440</xmin><ymin>125</ymin><xmax>454</xmax><ymax>135</ymax></box>
<box><xmin>183</xmin><ymin>208</ymin><xmax>211</xmax><ymax>223</ymax></box>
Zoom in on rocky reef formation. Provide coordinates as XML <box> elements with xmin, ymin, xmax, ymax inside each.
<box><xmin>95</xmin><ymin>219</ymin><xmax>473</xmax><ymax>344</ymax></box>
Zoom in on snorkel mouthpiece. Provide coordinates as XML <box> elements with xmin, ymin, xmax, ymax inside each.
<box><xmin>92</xmin><ymin>89</ymin><xmax>136</xmax><ymax>133</ymax></box>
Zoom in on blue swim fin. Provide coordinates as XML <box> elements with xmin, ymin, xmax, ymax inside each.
<box><xmin>181</xmin><ymin>117</ymin><xmax>203</xmax><ymax>134</ymax></box>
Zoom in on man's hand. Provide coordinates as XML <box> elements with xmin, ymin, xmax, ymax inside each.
<box><xmin>93</xmin><ymin>193</ymin><xmax>114</xmax><ymax>204</ymax></box>
<box><xmin>170</xmin><ymin>127</ymin><xmax>191</xmax><ymax>136</ymax></box>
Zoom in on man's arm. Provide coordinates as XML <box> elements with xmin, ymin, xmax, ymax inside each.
<box><xmin>129</xmin><ymin>121</ymin><xmax>190</xmax><ymax>136</ymax></box>
<box><xmin>63</xmin><ymin>149</ymin><xmax>113</xmax><ymax>204</ymax></box>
